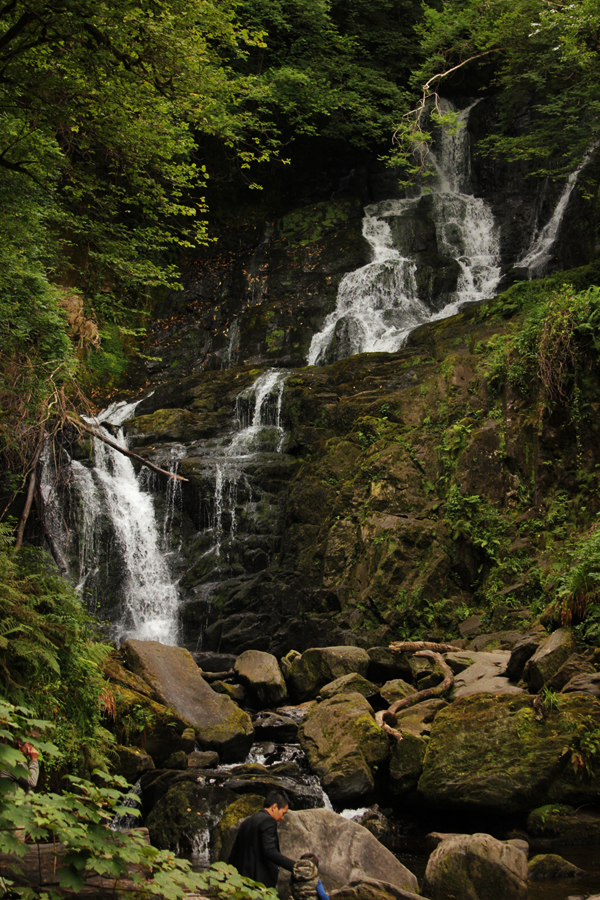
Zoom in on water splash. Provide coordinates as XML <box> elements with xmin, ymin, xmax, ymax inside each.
<box><xmin>307</xmin><ymin>101</ymin><xmax>500</xmax><ymax>366</ymax></box>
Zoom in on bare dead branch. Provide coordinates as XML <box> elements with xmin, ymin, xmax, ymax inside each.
<box><xmin>66</xmin><ymin>416</ymin><xmax>188</xmax><ymax>482</ymax></box>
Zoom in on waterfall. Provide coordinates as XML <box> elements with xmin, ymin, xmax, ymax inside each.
<box><xmin>307</xmin><ymin>101</ymin><xmax>501</xmax><ymax>366</ymax></box>
<box><xmin>209</xmin><ymin>368</ymin><xmax>289</xmax><ymax>556</ymax></box>
<box><xmin>41</xmin><ymin>398</ymin><xmax>181</xmax><ymax>646</ymax></box>
<box><xmin>518</xmin><ymin>149</ymin><xmax>595</xmax><ymax>277</ymax></box>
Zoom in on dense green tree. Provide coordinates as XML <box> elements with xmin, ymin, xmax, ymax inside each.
<box><xmin>391</xmin><ymin>0</ymin><xmax>600</xmax><ymax>181</ymax></box>
<box><xmin>232</xmin><ymin>0</ymin><xmax>423</xmax><ymax>147</ymax></box>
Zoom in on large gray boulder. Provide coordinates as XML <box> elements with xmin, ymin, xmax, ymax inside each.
<box><xmin>320</xmin><ymin>673</ymin><xmax>378</xmax><ymax>700</ymax></box>
<box><xmin>422</xmin><ymin>833</ymin><xmax>528</xmax><ymax>900</ymax></box>
<box><xmin>234</xmin><ymin>649</ymin><xmax>287</xmax><ymax>707</ymax></box>
<box><xmin>122</xmin><ymin>640</ymin><xmax>253</xmax><ymax>761</ymax></box>
<box><xmin>524</xmin><ymin>628</ymin><xmax>578</xmax><ymax>692</ymax></box>
<box><xmin>277</xmin><ymin>809</ymin><xmax>419</xmax><ymax>898</ymax></box>
<box><xmin>290</xmin><ymin>647</ymin><xmax>370</xmax><ymax>701</ymax></box>
<box><xmin>298</xmin><ymin>693</ymin><xmax>389</xmax><ymax>804</ymax></box>
<box><xmin>450</xmin><ymin>651</ymin><xmax>523</xmax><ymax>699</ymax></box>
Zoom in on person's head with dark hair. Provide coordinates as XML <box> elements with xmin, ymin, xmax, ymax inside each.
<box><xmin>300</xmin><ymin>853</ymin><xmax>319</xmax><ymax>867</ymax></box>
<box><xmin>264</xmin><ymin>790</ymin><xmax>290</xmax><ymax>821</ymax></box>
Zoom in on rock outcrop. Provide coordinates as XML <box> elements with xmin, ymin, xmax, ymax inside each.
<box><xmin>277</xmin><ymin>809</ymin><xmax>419</xmax><ymax>897</ymax></box>
<box><xmin>298</xmin><ymin>693</ymin><xmax>389</xmax><ymax>803</ymax></box>
<box><xmin>122</xmin><ymin>640</ymin><xmax>253</xmax><ymax>761</ymax></box>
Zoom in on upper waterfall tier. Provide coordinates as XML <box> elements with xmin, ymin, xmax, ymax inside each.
<box><xmin>307</xmin><ymin>101</ymin><xmax>501</xmax><ymax>366</ymax></box>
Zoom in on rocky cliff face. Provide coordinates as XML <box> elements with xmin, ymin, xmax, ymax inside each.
<box><xmin>48</xmin><ymin>99</ymin><xmax>600</xmax><ymax>653</ymax></box>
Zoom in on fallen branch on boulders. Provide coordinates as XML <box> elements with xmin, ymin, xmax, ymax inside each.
<box><xmin>375</xmin><ymin>649</ymin><xmax>455</xmax><ymax>741</ymax></box>
<box><xmin>389</xmin><ymin>640</ymin><xmax>462</xmax><ymax>654</ymax></box>
<box><xmin>66</xmin><ymin>415</ymin><xmax>188</xmax><ymax>482</ymax></box>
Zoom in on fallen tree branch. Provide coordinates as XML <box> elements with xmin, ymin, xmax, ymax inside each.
<box><xmin>13</xmin><ymin>437</ymin><xmax>44</xmax><ymax>551</ymax></box>
<box><xmin>66</xmin><ymin>416</ymin><xmax>188</xmax><ymax>482</ymax></box>
<box><xmin>375</xmin><ymin>650</ymin><xmax>455</xmax><ymax>741</ymax></box>
<box><xmin>389</xmin><ymin>641</ymin><xmax>462</xmax><ymax>654</ymax></box>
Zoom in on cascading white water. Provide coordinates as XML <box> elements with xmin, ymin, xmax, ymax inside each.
<box><xmin>307</xmin><ymin>101</ymin><xmax>501</xmax><ymax>366</ymax></box>
<box><xmin>41</xmin><ymin>398</ymin><xmax>181</xmax><ymax>645</ymax></box>
<box><xmin>89</xmin><ymin>400</ymin><xmax>180</xmax><ymax>644</ymax></box>
<box><xmin>210</xmin><ymin>368</ymin><xmax>289</xmax><ymax>556</ymax></box>
<box><xmin>518</xmin><ymin>149</ymin><xmax>595</xmax><ymax>277</ymax></box>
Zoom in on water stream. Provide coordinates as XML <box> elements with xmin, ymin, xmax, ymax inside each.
<box><xmin>307</xmin><ymin>101</ymin><xmax>501</xmax><ymax>365</ymax></box>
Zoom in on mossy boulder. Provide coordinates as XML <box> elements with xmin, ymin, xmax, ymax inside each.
<box><xmin>122</xmin><ymin>640</ymin><xmax>253</xmax><ymax>761</ymax></box>
<box><xmin>289</xmin><ymin>646</ymin><xmax>370</xmax><ymax>702</ymax></box>
<box><xmin>234</xmin><ymin>649</ymin><xmax>287</xmax><ymax>707</ymax></box>
<box><xmin>422</xmin><ymin>832</ymin><xmax>528</xmax><ymax>900</ymax></box>
<box><xmin>319</xmin><ymin>673</ymin><xmax>378</xmax><ymax>700</ymax></box>
<box><xmin>527</xmin><ymin>803</ymin><xmax>600</xmax><ymax>843</ymax></box>
<box><xmin>112</xmin><ymin>685</ymin><xmax>189</xmax><ymax>765</ymax></box>
<box><xmin>379</xmin><ymin>679</ymin><xmax>417</xmax><ymax>705</ymax></box>
<box><xmin>114</xmin><ymin>745</ymin><xmax>155</xmax><ymax>783</ymax></box>
<box><xmin>298</xmin><ymin>692</ymin><xmax>389</xmax><ymax>803</ymax></box>
<box><xmin>527</xmin><ymin>853</ymin><xmax>584</xmax><ymax>880</ymax></box>
<box><xmin>389</xmin><ymin>733</ymin><xmax>427</xmax><ymax>795</ymax></box>
<box><xmin>524</xmin><ymin>629</ymin><xmax>579</xmax><ymax>692</ymax></box>
<box><xmin>145</xmin><ymin>778</ymin><xmax>237</xmax><ymax>853</ymax></box>
<box><xmin>215</xmin><ymin>794</ymin><xmax>265</xmax><ymax>862</ymax></box>
<box><xmin>418</xmin><ymin>693</ymin><xmax>600</xmax><ymax>813</ymax></box>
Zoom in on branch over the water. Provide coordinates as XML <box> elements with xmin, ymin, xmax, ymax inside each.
<box><xmin>67</xmin><ymin>416</ymin><xmax>189</xmax><ymax>482</ymax></box>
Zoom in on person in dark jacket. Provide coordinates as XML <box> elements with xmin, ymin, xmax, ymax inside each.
<box><xmin>229</xmin><ymin>790</ymin><xmax>295</xmax><ymax>889</ymax></box>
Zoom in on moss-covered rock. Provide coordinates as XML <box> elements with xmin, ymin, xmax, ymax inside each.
<box><xmin>524</xmin><ymin>629</ymin><xmax>579</xmax><ymax>692</ymax></box>
<box><xmin>145</xmin><ymin>779</ymin><xmax>237</xmax><ymax>854</ymax></box>
<box><xmin>527</xmin><ymin>853</ymin><xmax>584</xmax><ymax>880</ymax></box>
<box><xmin>213</xmin><ymin>794</ymin><xmax>264</xmax><ymax>862</ymax></box>
<box><xmin>526</xmin><ymin>803</ymin><xmax>600</xmax><ymax>844</ymax></box>
<box><xmin>114</xmin><ymin>745</ymin><xmax>155</xmax><ymax>783</ymax></box>
<box><xmin>298</xmin><ymin>692</ymin><xmax>389</xmax><ymax>803</ymax></box>
<box><xmin>111</xmin><ymin>684</ymin><xmax>189</xmax><ymax>765</ymax></box>
<box><xmin>122</xmin><ymin>640</ymin><xmax>254</xmax><ymax>761</ymax></box>
<box><xmin>422</xmin><ymin>832</ymin><xmax>528</xmax><ymax>900</ymax></box>
<box><xmin>319</xmin><ymin>673</ymin><xmax>377</xmax><ymax>700</ymax></box>
<box><xmin>389</xmin><ymin>733</ymin><xmax>427</xmax><ymax>795</ymax></box>
<box><xmin>289</xmin><ymin>646</ymin><xmax>370</xmax><ymax>701</ymax></box>
<box><xmin>379</xmin><ymin>679</ymin><xmax>416</xmax><ymax>705</ymax></box>
<box><xmin>234</xmin><ymin>649</ymin><xmax>287</xmax><ymax>707</ymax></box>
<box><xmin>418</xmin><ymin>693</ymin><xmax>600</xmax><ymax>813</ymax></box>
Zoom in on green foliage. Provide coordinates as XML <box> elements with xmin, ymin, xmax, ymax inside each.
<box><xmin>233</xmin><ymin>0</ymin><xmax>423</xmax><ymax>147</ymax></box>
<box><xmin>391</xmin><ymin>0</ymin><xmax>600</xmax><ymax>185</ymax></box>
<box><xmin>0</xmin><ymin>525</ymin><xmax>112</xmax><ymax>775</ymax></box>
<box><xmin>557</xmin><ymin>523</ymin><xmax>600</xmax><ymax>643</ymax></box>
<box><xmin>0</xmin><ymin>703</ymin><xmax>280</xmax><ymax>900</ymax></box>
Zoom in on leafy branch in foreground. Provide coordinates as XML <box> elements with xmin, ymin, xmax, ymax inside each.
<box><xmin>0</xmin><ymin>702</ymin><xmax>281</xmax><ymax>900</ymax></box>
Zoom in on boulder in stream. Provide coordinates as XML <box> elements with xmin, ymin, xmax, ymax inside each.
<box><xmin>418</xmin><ymin>693</ymin><xmax>600</xmax><ymax>813</ymax></box>
<box><xmin>422</xmin><ymin>832</ymin><xmax>528</xmax><ymax>900</ymax></box>
<box><xmin>290</xmin><ymin>646</ymin><xmax>370</xmax><ymax>701</ymax></box>
<box><xmin>527</xmin><ymin>853</ymin><xmax>584</xmax><ymax>880</ymax></box>
<box><xmin>122</xmin><ymin>639</ymin><xmax>253</xmax><ymax>761</ymax></box>
<box><xmin>523</xmin><ymin>628</ymin><xmax>578</xmax><ymax>692</ymax></box>
<box><xmin>298</xmin><ymin>692</ymin><xmax>389</xmax><ymax>804</ymax></box>
<box><xmin>277</xmin><ymin>809</ymin><xmax>419</xmax><ymax>898</ymax></box>
<box><xmin>234</xmin><ymin>649</ymin><xmax>287</xmax><ymax>707</ymax></box>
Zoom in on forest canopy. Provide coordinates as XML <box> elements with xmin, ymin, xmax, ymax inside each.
<box><xmin>393</xmin><ymin>0</ymin><xmax>600</xmax><ymax>181</ymax></box>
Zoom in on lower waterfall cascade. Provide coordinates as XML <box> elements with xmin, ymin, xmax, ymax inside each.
<box><xmin>41</xmin><ymin>368</ymin><xmax>290</xmax><ymax>647</ymax></box>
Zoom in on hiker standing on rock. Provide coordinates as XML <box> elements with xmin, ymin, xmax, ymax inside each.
<box><xmin>229</xmin><ymin>790</ymin><xmax>295</xmax><ymax>889</ymax></box>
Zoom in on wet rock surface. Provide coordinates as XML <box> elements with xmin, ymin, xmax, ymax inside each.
<box><xmin>422</xmin><ymin>832</ymin><xmax>528</xmax><ymax>900</ymax></box>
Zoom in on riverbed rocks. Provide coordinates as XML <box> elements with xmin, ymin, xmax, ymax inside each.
<box><xmin>527</xmin><ymin>853</ymin><xmax>585</xmax><ymax>880</ymax></box>
<box><xmin>289</xmin><ymin>646</ymin><xmax>370</xmax><ymax>701</ymax></box>
<box><xmin>523</xmin><ymin>628</ymin><xmax>579</xmax><ymax>692</ymax></box>
<box><xmin>417</xmin><ymin>693</ymin><xmax>600</xmax><ymax>812</ymax></box>
<box><xmin>122</xmin><ymin>640</ymin><xmax>254</xmax><ymax>761</ymax></box>
<box><xmin>298</xmin><ymin>693</ymin><xmax>389</xmax><ymax>803</ymax></box>
<box><xmin>277</xmin><ymin>809</ymin><xmax>419</xmax><ymax>896</ymax></box>
<box><xmin>234</xmin><ymin>649</ymin><xmax>287</xmax><ymax>707</ymax></box>
<box><xmin>422</xmin><ymin>833</ymin><xmax>528</xmax><ymax>900</ymax></box>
